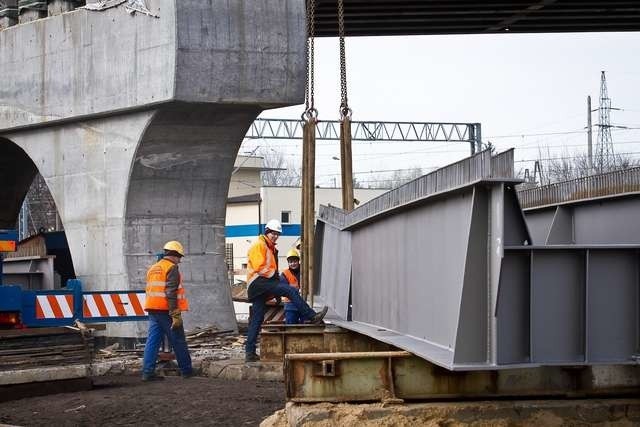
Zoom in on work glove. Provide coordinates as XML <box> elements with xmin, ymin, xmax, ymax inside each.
<box><xmin>170</xmin><ymin>309</ymin><xmax>183</xmax><ymax>330</ymax></box>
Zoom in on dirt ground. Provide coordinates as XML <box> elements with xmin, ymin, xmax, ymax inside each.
<box><xmin>0</xmin><ymin>375</ymin><xmax>285</xmax><ymax>427</ymax></box>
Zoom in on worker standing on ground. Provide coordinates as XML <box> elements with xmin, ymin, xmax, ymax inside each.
<box><xmin>245</xmin><ymin>219</ymin><xmax>328</xmax><ymax>362</ymax></box>
<box><xmin>280</xmin><ymin>248</ymin><xmax>302</xmax><ymax>324</ymax></box>
<box><xmin>142</xmin><ymin>241</ymin><xmax>193</xmax><ymax>380</ymax></box>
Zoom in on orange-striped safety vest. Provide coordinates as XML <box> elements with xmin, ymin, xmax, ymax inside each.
<box><xmin>247</xmin><ymin>235</ymin><xmax>278</xmax><ymax>286</ymax></box>
<box><xmin>144</xmin><ymin>258</ymin><xmax>189</xmax><ymax>311</ymax></box>
<box><xmin>281</xmin><ymin>268</ymin><xmax>299</xmax><ymax>303</ymax></box>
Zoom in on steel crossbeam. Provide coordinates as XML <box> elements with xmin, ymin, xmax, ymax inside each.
<box><xmin>246</xmin><ymin>118</ymin><xmax>482</xmax><ymax>154</ymax></box>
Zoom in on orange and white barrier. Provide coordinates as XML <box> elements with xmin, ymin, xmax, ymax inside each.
<box><xmin>35</xmin><ymin>294</ymin><xmax>74</xmax><ymax>319</ymax></box>
<box><xmin>83</xmin><ymin>293</ymin><xmax>146</xmax><ymax>319</ymax></box>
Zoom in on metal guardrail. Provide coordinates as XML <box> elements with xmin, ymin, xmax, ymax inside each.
<box><xmin>319</xmin><ymin>149</ymin><xmax>515</xmax><ymax>229</ymax></box>
<box><xmin>518</xmin><ymin>166</ymin><xmax>640</xmax><ymax>209</ymax></box>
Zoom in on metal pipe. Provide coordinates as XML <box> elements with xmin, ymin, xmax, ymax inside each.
<box><xmin>474</xmin><ymin>123</ymin><xmax>482</xmax><ymax>154</ymax></box>
<box><xmin>285</xmin><ymin>351</ymin><xmax>411</xmax><ymax>360</ymax></box>
<box><xmin>587</xmin><ymin>95</ymin><xmax>593</xmax><ymax>172</ymax></box>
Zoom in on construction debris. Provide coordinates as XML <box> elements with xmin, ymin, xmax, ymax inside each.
<box><xmin>82</xmin><ymin>0</ymin><xmax>158</xmax><ymax>17</ymax></box>
<box><xmin>92</xmin><ymin>326</ymin><xmax>246</xmax><ymax>364</ymax></box>
<box><xmin>0</xmin><ymin>327</ymin><xmax>94</xmax><ymax>371</ymax></box>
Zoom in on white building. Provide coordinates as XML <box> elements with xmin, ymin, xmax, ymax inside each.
<box><xmin>226</xmin><ymin>156</ymin><xmax>387</xmax><ymax>273</ymax></box>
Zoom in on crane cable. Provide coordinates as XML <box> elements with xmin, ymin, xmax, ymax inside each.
<box><xmin>338</xmin><ymin>0</ymin><xmax>355</xmax><ymax>211</ymax></box>
<box><xmin>303</xmin><ymin>0</ymin><xmax>316</xmax><ymax>118</ymax></box>
<box><xmin>338</xmin><ymin>0</ymin><xmax>350</xmax><ymax>119</ymax></box>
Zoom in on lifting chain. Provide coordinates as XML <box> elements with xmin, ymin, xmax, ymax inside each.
<box><xmin>338</xmin><ymin>0</ymin><xmax>351</xmax><ymax>120</ymax></box>
<box><xmin>304</xmin><ymin>0</ymin><xmax>317</xmax><ymax>119</ymax></box>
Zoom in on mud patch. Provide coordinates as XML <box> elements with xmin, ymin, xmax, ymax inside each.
<box><xmin>0</xmin><ymin>375</ymin><xmax>285</xmax><ymax>426</ymax></box>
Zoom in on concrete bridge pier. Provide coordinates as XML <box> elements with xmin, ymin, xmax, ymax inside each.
<box><xmin>124</xmin><ymin>104</ymin><xmax>262</xmax><ymax>333</ymax></box>
<box><xmin>0</xmin><ymin>0</ymin><xmax>306</xmax><ymax>338</ymax></box>
<box><xmin>4</xmin><ymin>104</ymin><xmax>258</xmax><ymax>337</ymax></box>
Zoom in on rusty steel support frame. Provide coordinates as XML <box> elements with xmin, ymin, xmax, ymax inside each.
<box><xmin>284</xmin><ymin>351</ymin><xmax>640</xmax><ymax>403</ymax></box>
<box><xmin>259</xmin><ymin>324</ymin><xmax>391</xmax><ymax>362</ymax></box>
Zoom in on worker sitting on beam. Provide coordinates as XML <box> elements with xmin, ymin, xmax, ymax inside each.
<box><xmin>244</xmin><ymin>220</ymin><xmax>327</xmax><ymax>362</ymax></box>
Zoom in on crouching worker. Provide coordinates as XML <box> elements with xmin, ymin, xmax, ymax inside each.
<box><xmin>245</xmin><ymin>220</ymin><xmax>328</xmax><ymax>362</ymax></box>
<box><xmin>142</xmin><ymin>241</ymin><xmax>193</xmax><ymax>380</ymax></box>
<box><xmin>280</xmin><ymin>248</ymin><xmax>302</xmax><ymax>324</ymax></box>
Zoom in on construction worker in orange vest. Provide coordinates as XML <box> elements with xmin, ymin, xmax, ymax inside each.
<box><xmin>142</xmin><ymin>241</ymin><xmax>193</xmax><ymax>381</ymax></box>
<box><xmin>280</xmin><ymin>248</ymin><xmax>302</xmax><ymax>324</ymax></box>
<box><xmin>245</xmin><ymin>219</ymin><xmax>328</xmax><ymax>362</ymax></box>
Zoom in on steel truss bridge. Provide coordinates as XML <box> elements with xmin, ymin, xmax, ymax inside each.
<box><xmin>245</xmin><ymin>118</ymin><xmax>482</xmax><ymax>154</ymax></box>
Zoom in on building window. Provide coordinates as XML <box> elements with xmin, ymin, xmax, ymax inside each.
<box><xmin>281</xmin><ymin>211</ymin><xmax>291</xmax><ymax>224</ymax></box>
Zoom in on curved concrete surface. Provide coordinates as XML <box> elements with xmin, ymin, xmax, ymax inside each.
<box><xmin>0</xmin><ymin>139</ymin><xmax>37</xmax><ymax>228</ymax></box>
<box><xmin>0</xmin><ymin>1</ymin><xmax>306</xmax><ymax>337</ymax></box>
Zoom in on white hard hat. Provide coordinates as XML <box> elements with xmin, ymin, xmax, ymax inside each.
<box><xmin>265</xmin><ymin>219</ymin><xmax>282</xmax><ymax>234</ymax></box>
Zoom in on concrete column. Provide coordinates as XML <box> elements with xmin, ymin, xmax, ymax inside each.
<box><xmin>18</xmin><ymin>0</ymin><xmax>46</xmax><ymax>23</ymax></box>
<box><xmin>0</xmin><ymin>0</ymin><xmax>18</xmax><ymax>29</ymax></box>
<box><xmin>125</xmin><ymin>104</ymin><xmax>260</xmax><ymax>333</ymax></box>
<box><xmin>6</xmin><ymin>112</ymin><xmax>157</xmax><ymax>338</ymax></box>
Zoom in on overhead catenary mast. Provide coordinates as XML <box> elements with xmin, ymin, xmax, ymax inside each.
<box><xmin>594</xmin><ymin>71</ymin><xmax>619</xmax><ymax>173</ymax></box>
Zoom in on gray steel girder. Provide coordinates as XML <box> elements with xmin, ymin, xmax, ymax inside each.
<box><xmin>315</xmin><ymin>149</ymin><xmax>640</xmax><ymax>370</ymax></box>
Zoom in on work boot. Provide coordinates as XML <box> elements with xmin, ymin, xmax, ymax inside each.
<box><xmin>182</xmin><ymin>371</ymin><xmax>194</xmax><ymax>379</ymax></box>
<box><xmin>245</xmin><ymin>352</ymin><xmax>260</xmax><ymax>362</ymax></box>
<box><xmin>311</xmin><ymin>306</ymin><xmax>329</xmax><ymax>324</ymax></box>
<box><xmin>142</xmin><ymin>373</ymin><xmax>165</xmax><ymax>382</ymax></box>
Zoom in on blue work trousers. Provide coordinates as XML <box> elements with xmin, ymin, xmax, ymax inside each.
<box><xmin>284</xmin><ymin>303</ymin><xmax>304</xmax><ymax>324</ymax></box>
<box><xmin>245</xmin><ymin>281</ymin><xmax>316</xmax><ymax>354</ymax></box>
<box><xmin>142</xmin><ymin>311</ymin><xmax>193</xmax><ymax>376</ymax></box>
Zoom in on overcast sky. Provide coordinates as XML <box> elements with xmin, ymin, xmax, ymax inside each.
<box><xmin>248</xmin><ymin>32</ymin><xmax>640</xmax><ymax>187</ymax></box>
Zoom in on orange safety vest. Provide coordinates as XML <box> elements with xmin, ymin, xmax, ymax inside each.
<box><xmin>144</xmin><ymin>258</ymin><xmax>189</xmax><ymax>311</ymax></box>
<box><xmin>247</xmin><ymin>235</ymin><xmax>278</xmax><ymax>286</ymax></box>
<box><xmin>281</xmin><ymin>268</ymin><xmax>299</xmax><ymax>303</ymax></box>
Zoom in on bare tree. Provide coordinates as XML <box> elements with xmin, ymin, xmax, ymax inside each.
<box><xmin>364</xmin><ymin>166</ymin><xmax>423</xmax><ymax>189</ymax></box>
<box><xmin>353</xmin><ymin>176</ymin><xmax>366</xmax><ymax>189</ymax></box>
<box><xmin>534</xmin><ymin>146</ymin><xmax>640</xmax><ymax>185</ymax></box>
<box><xmin>258</xmin><ymin>147</ymin><xmax>302</xmax><ymax>186</ymax></box>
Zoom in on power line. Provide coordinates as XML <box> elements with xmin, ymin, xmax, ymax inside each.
<box><xmin>515</xmin><ymin>150</ymin><xmax>640</xmax><ymax>164</ymax></box>
<box><xmin>242</xmin><ymin>126</ymin><xmax>640</xmax><ymax>149</ymax></box>
<box><xmin>264</xmin><ymin>139</ymin><xmax>640</xmax><ymax>165</ymax></box>
<box><xmin>485</xmin><ymin>130</ymin><xmax>585</xmax><ymax>139</ymax></box>
<box><xmin>317</xmin><ymin>166</ymin><xmax>438</xmax><ymax>178</ymax></box>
